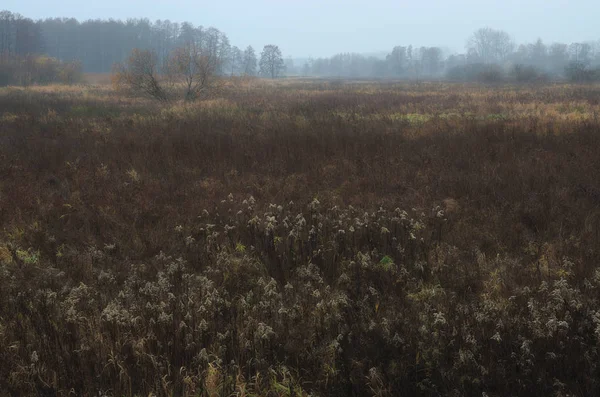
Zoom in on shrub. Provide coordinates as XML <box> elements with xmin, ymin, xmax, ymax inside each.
<box><xmin>112</xmin><ymin>46</ymin><xmax>222</xmax><ymax>102</ymax></box>
<box><xmin>446</xmin><ymin>63</ymin><xmax>505</xmax><ymax>83</ymax></box>
<box><xmin>0</xmin><ymin>54</ymin><xmax>82</xmax><ymax>86</ymax></box>
<box><xmin>112</xmin><ymin>49</ymin><xmax>168</xmax><ymax>101</ymax></box>
<box><xmin>565</xmin><ymin>61</ymin><xmax>600</xmax><ymax>82</ymax></box>
<box><xmin>511</xmin><ymin>64</ymin><xmax>548</xmax><ymax>83</ymax></box>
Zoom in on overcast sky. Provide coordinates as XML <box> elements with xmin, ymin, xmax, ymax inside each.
<box><xmin>4</xmin><ymin>0</ymin><xmax>599</xmax><ymax>58</ymax></box>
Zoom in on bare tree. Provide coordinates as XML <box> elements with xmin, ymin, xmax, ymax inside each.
<box><xmin>468</xmin><ymin>27</ymin><xmax>514</xmax><ymax>63</ymax></box>
<box><xmin>549</xmin><ymin>43</ymin><xmax>569</xmax><ymax>73</ymax></box>
<box><xmin>242</xmin><ymin>46</ymin><xmax>257</xmax><ymax>76</ymax></box>
<box><xmin>386</xmin><ymin>46</ymin><xmax>408</xmax><ymax>76</ymax></box>
<box><xmin>569</xmin><ymin>42</ymin><xmax>592</xmax><ymax>65</ymax></box>
<box><xmin>259</xmin><ymin>44</ymin><xmax>285</xmax><ymax>79</ymax></box>
<box><xmin>302</xmin><ymin>58</ymin><xmax>313</xmax><ymax>76</ymax></box>
<box><xmin>411</xmin><ymin>47</ymin><xmax>423</xmax><ymax>82</ymax></box>
<box><xmin>215</xmin><ymin>32</ymin><xmax>231</xmax><ymax>75</ymax></box>
<box><xmin>527</xmin><ymin>38</ymin><xmax>547</xmax><ymax>68</ymax></box>
<box><xmin>229</xmin><ymin>46</ymin><xmax>243</xmax><ymax>76</ymax></box>
<box><xmin>113</xmin><ymin>43</ymin><xmax>221</xmax><ymax>102</ymax></box>
<box><xmin>421</xmin><ymin>46</ymin><xmax>442</xmax><ymax>76</ymax></box>
<box><xmin>166</xmin><ymin>44</ymin><xmax>220</xmax><ymax>101</ymax></box>
<box><xmin>492</xmin><ymin>30</ymin><xmax>515</xmax><ymax>62</ymax></box>
<box><xmin>112</xmin><ymin>49</ymin><xmax>167</xmax><ymax>101</ymax></box>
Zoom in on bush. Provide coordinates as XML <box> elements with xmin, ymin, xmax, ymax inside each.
<box><xmin>0</xmin><ymin>55</ymin><xmax>82</xmax><ymax>87</ymax></box>
<box><xmin>58</xmin><ymin>60</ymin><xmax>83</xmax><ymax>85</ymax></box>
<box><xmin>112</xmin><ymin>46</ymin><xmax>222</xmax><ymax>102</ymax></box>
<box><xmin>112</xmin><ymin>49</ymin><xmax>168</xmax><ymax>101</ymax></box>
<box><xmin>446</xmin><ymin>63</ymin><xmax>505</xmax><ymax>83</ymax></box>
<box><xmin>565</xmin><ymin>61</ymin><xmax>600</xmax><ymax>82</ymax></box>
<box><xmin>511</xmin><ymin>64</ymin><xmax>548</xmax><ymax>83</ymax></box>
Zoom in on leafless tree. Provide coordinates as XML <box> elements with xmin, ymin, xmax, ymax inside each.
<box><xmin>569</xmin><ymin>42</ymin><xmax>592</xmax><ymax>65</ymax></box>
<box><xmin>259</xmin><ymin>45</ymin><xmax>285</xmax><ymax>79</ymax></box>
<box><xmin>113</xmin><ymin>42</ymin><xmax>222</xmax><ymax>102</ymax></box>
<box><xmin>420</xmin><ymin>46</ymin><xmax>443</xmax><ymax>76</ymax></box>
<box><xmin>242</xmin><ymin>46</ymin><xmax>257</xmax><ymax>76</ymax></box>
<box><xmin>386</xmin><ymin>46</ymin><xmax>408</xmax><ymax>76</ymax></box>
<box><xmin>229</xmin><ymin>46</ymin><xmax>243</xmax><ymax>76</ymax></box>
<box><xmin>468</xmin><ymin>27</ymin><xmax>514</xmax><ymax>63</ymax></box>
<box><xmin>166</xmin><ymin>42</ymin><xmax>221</xmax><ymax>101</ymax></box>
<box><xmin>112</xmin><ymin>49</ymin><xmax>167</xmax><ymax>101</ymax></box>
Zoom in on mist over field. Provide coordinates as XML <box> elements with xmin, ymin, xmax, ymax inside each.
<box><xmin>2</xmin><ymin>2</ymin><xmax>600</xmax><ymax>397</ymax></box>
<box><xmin>3</xmin><ymin>0</ymin><xmax>600</xmax><ymax>58</ymax></box>
<box><xmin>2</xmin><ymin>1</ymin><xmax>600</xmax><ymax>81</ymax></box>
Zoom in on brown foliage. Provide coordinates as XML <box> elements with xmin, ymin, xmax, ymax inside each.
<box><xmin>0</xmin><ymin>54</ymin><xmax>82</xmax><ymax>86</ymax></box>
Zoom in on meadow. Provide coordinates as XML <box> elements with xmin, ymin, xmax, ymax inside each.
<box><xmin>1</xmin><ymin>79</ymin><xmax>600</xmax><ymax>396</ymax></box>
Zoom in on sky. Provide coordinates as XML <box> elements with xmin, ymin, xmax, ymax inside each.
<box><xmin>4</xmin><ymin>0</ymin><xmax>599</xmax><ymax>58</ymax></box>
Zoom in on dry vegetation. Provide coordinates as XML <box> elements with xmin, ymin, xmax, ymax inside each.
<box><xmin>2</xmin><ymin>79</ymin><xmax>600</xmax><ymax>396</ymax></box>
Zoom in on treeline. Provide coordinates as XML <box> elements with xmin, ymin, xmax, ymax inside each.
<box><xmin>39</xmin><ymin>18</ymin><xmax>239</xmax><ymax>75</ymax></box>
<box><xmin>0</xmin><ymin>10</ymin><xmax>256</xmax><ymax>77</ymax></box>
<box><xmin>0</xmin><ymin>12</ymin><xmax>84</xmax><ymax>85</ymax></box>
<box><xmin>0</xmin><ymin>10</ymin><xmax>42</xmax><ymax>56</ymax></box>
<box><xmin>301</xmin><ymin>28</ymin><xmax>600</xmax><ymax>82</ymax></box>
<box><xmin>301</xmin><ymin>46</ymin><xmax>444</xmax><ymax>79</ymax></box>
<box><xmin>2</xmin><ymin>10</ymin><xmax>600</xmax><ymax>82</ymax></box>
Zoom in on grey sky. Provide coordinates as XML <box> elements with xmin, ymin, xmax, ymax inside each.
<box><xmin>4</xmin><ymin>0</ymin><xmax>599</xmax><ymax>58</ymax></box>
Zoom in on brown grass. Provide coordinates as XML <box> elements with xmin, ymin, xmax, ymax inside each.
<box><xmin>1</xmin><ymin>81</ymin><xmax>600</xmax><ymax>396</ymax></box>
<box><xmin>83</xmin><ymin>73</ymin><xmax>113</xmax><ymax>86</ymax></box>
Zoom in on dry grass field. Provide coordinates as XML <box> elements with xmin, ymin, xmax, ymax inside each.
<box><xmin>2</xmin><ymin>79</ymin><xmax>600</xmax><ymax>396</ymax></box>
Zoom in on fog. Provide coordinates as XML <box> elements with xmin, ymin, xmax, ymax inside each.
<box><xmin>3</xmin><ymin>0</ymin><xmax>599</xmax><ymax>58</ymax></box>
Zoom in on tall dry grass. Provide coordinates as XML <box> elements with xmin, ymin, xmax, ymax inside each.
<box><xmin>1</xmin><ymin>81</ymin><xmax>600</xmax><ymax>396</ymax></box>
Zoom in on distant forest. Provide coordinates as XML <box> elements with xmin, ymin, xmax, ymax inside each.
<box><xmin>1</xmin><ymin>9</ymin><xmax>600</xmax><ymax>81</ymax></box>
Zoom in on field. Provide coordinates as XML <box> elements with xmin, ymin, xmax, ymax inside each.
<box><xmin>2</xmin><ymin>79</ymin><xmax>600</xmax><ymax>396</ymax></box>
